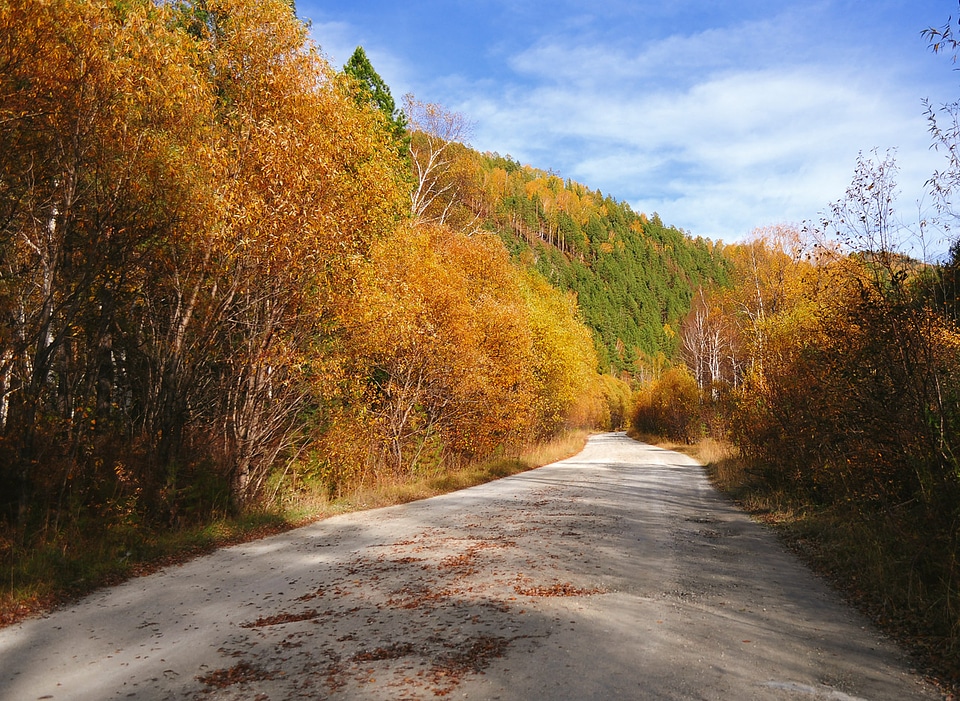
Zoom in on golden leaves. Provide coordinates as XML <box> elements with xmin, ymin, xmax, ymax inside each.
<box><xmin>339</xmin><ymin>222</ymin><xmax>539</xmax><ymax>469</ymax></box>
<box><xmin>521</xmin><ymin>271</ymin><xmax>599</xmax><ymax>437</ymax></box>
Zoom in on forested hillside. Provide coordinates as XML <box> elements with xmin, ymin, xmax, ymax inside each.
<box><xmin>403</xmin><ymin>146</ymin><xmax>732</xmax><ymax>374</ymax></box>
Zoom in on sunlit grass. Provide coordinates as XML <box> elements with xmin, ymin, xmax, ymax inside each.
<box><xmin>519</xmin><ymin>429</ymin><xmax>589</xmax><ymax>466</ymax></box>
<box><xmin>279</xmin><ymin>429</ymin><xmax>590</xmax><ymax>516</ymax></box>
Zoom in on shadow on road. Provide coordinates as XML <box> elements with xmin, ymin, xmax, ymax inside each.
<box><xmin>0</xmin><ymin>434</ymin><xmax>940</xmax><ymax>700</ymax></box>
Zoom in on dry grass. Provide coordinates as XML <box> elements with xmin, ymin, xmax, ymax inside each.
<box><xmin>295</xmin><ymin>429</ymin><xmax>591</xmax><ymax>516</ymax></box>
<box><xmin>519</xmin><ymin>429</ymin><xmax>590</xmax><ymax>467</ymax></box>
<box><xmin>671</xmin><ymin>436</ymin><xmax>734</xmax><ymax>468</ymax></box>
<box><xmin>630</xmin><ymin>431</ymin><xmax>736</xmax><ymax>469</ymax></box>
<box><xmin>1</xmin><ymin>431</ymin><xmax>590</xmax><ymax>628</ymax></box>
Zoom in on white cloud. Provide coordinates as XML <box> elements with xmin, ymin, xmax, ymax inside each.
<box><xmin>508</xmin><ymin>8</ymin><xmax>818</xmax><ymax>90</ymax></box>
<box><xmin>457</xmin><ymin>27</ymin><xmax>943</xmax><ymax>243</ymax></box>
<box><xmin>303</xmin><ymin>2</ymin><xmax>950</xmax><ymax>248</ymax></box>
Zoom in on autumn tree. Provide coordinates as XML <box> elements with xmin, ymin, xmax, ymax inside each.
<box><xmin>632</xmin><ymin>366</ymin><xmax>701</xmax><ymax>443</ymax></box>
<box><xmin>0</xmin><ymin>0</ymin><xmax>411</xmax><ymax>526</ymax></box>
<box><xmin>520</xmin><ymin>271</ymin><xmax>599</xmax><ymax>437</ymax></box>
<box><xmin>405</xmin><ymin>95</ymin><xmax>474</xmax><ymax>225</ymax></box>
<box><xmin>813</xmin><ymin>155</ymin><xmax>960</xmax><ymax>502</ymax></box>
<box><xmin>717</xmin><ymin>151</ymin><xmax>960</xmax><ymax>519</ymax></box>
<box><xmin>680</xmin><ymin>287</ymin><xmax>733</xmax><ymax>395</ymax></box>
<box><xmin>713</xmin><ymin>227</ymin><xmax>811</xmax><ymax>389</ymax></box>
<box><xmin>179</xmin><ymin>0</ymin><xmax>408</xmax><ymax>501</ymax></box>
<box><xmin>0</xmin><ymin>0</ymin><xmax>218</xmax><ymax>523</ymax></box>
<box><xmin>339</xmin><ymin>222</ymin><xmax>537</xmax><ymax>474</ymax></box>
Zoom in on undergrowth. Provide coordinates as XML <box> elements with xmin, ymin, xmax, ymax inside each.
<box><xmin>0</xmin><ymin>430</ymin><xmax>588</xmax><ymax>628</ymax></box>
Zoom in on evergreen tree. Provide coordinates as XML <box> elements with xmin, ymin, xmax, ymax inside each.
<box><xmin>343</xmin><ymin>46</ymin><xmax>407</xmax><ymax>141</ymax></box>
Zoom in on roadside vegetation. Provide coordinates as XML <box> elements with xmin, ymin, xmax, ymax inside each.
<box><xmin>632</xmin><ymin>163</ymin><xmax>960</xmax><ymax>689</ymax></box>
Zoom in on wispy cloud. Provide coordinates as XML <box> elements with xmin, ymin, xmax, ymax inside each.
<box><xmin>456</xmin><ymin>18</ymin><xmax>943</xmax><ymax>242</ymax></box>
<box><xmin>303</xmin><ymin>1</ymin><xmax>952</xmax><ymax>247</ymax></box>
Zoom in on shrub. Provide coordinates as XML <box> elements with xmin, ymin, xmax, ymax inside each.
<box><xmin>632</xmin><ymin>366</ymin><xmax>702</xmax><ymax>443</ymax></box>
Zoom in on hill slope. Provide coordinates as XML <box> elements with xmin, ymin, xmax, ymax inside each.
<box><xmin>434</xmin><ymin>149</ymin><xmax>732</xmax><ymax>373</ymax></box>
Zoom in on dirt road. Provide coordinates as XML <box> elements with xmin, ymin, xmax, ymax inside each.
<box><xmin>0</xmin><ymin>433</ymin><xmax>941</xmax><ymax>699</ymax></box>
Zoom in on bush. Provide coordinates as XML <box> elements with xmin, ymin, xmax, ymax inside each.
<box><xmin>632</xmin><ymin>366</ymin><xmax>702</xmax><ymax>443</ymax></box>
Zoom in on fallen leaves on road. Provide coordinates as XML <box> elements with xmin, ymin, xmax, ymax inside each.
<box><xmin>426</xmin><ymin>634</ymin><xmax>511</xmax><ymax>696</ymax></box>
<box><xmin>513</xmin><ymin>574</ymin><xmax>605</xmax><ymax>597</ymax></box>
<box><xmin>184</xmin><ymin>484</ymin><xmax>605</xmax><ymax>699</ymax></box>
<box><xmin>240</xmin><ymin>609</ymin><xmax>321</xmax><ymax>628</ymax></box>
<box><xmin>196</xmin><ymin>661</ymin><xmax>275</xmax><ymax>689</ymax></box>
<box><xmin>351</xmin><ymin>642</ymin><xmax>416</xmax><ymax>662</ymax></box>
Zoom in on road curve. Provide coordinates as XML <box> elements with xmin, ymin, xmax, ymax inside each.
<box><xmin>0</xmin><ymin>433</ymin><xmax>941</xmax><ymax>700</ymax></box>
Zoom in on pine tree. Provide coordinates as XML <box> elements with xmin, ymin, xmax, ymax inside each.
<box><xmin>343</xmin><ymin>46</ymin><xmax>407</xmax><ymax>141</ymax></box>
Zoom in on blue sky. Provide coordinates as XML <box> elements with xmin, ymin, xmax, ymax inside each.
<box><xmin>299</xmin><ymin>1</ymin><xmax>959</xmax><ymax>250</ymax></box>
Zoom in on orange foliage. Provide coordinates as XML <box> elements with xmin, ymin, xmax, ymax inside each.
<box><xmin>339</xmin><ymin>223</ymin><xmax>536</xmax><ymax>473</ymax></box>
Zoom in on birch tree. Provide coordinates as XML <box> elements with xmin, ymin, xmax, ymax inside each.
<box><xmin>405</xmin><ymin>96</ymin><xmax>473</xmax><ymax>225</ymax></box>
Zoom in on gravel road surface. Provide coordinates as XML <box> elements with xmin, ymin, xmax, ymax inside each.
<box><xmin>0</xmin><ymin>433</ymin><xmax>941</xmax><ymax>700</ymax></box>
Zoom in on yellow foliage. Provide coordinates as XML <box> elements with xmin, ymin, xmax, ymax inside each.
<box><xmin>567</xmin><ymin>373</ymin><xmax>633</xmax><ymax>431</ymax></box>
<box><xmin>632</xmin><ymin>366</ymin><xmax>701</xmax><ymax>443</ymax></box>
<box><xmin>520</xmin><ymin>272</ymin><xmax>599</xmax><ymax>436</ymax></box>
<box><xmin>339</xmin><ymin>222</ymin><xmax>537</xmax><ymax>472</ymax></box>
<box><xmin>334</xmin><ymin>218</ymin><xmax>609</xmax><ymax>475</ymax></box>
